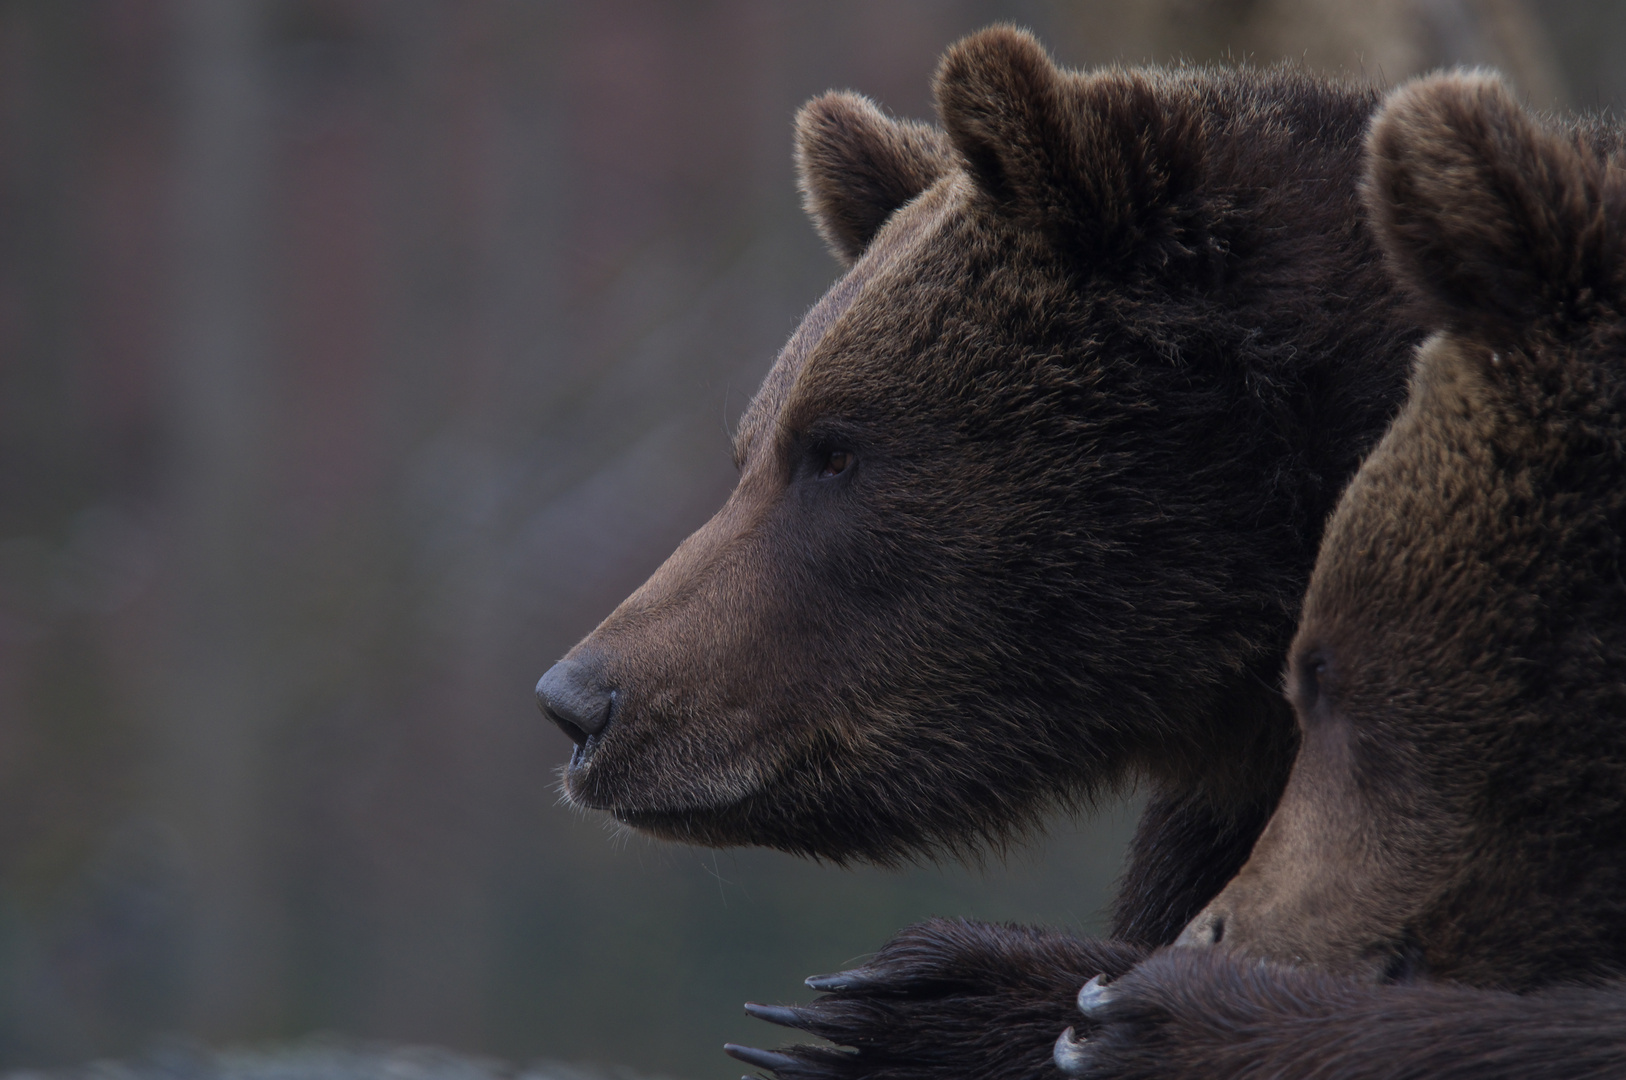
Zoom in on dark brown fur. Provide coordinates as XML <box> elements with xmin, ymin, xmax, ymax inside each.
<box><xmin>1189</xmin><ymin>71</ymin><xmax>1626</xmax><ymax>989</ymax></box>
<box><xmin>550</xmin><ymin>20</ymin><xmax>1410</xmax><ymax>906</ymax></box>
<box><xmin>539</xmin><ymin>27</ymin><xmax>1421</xmax><ymax>1080</ymax></box>
<box><xmin>1062</xmin><ymin>73</ymin><xmax>1626</xmax><ymax>1079</ymax></box>
<box><xmin>795</xmin><ymin>93</ymin><xmax>953</xmax><ymax>265</ymax></box>
<box><xmin>1068</xmin><ymin>949</ymin><xmax>1626</xmax><ymax>1080</ymax></box>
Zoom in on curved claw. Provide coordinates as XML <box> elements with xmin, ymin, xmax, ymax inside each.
<box><xmin>724</xmin><ymin>1044</ymin><xmax>799</xmax><ymax>1073</ymax></box>
<box><xmin>1076</xmin><ymin>974</ymin><xmax>1115</xmax><ymax>1017</ymax></box>
<box><xmin>805</xmin><ymin>967</ymin><xmax>879</xmax><ymax>992</ymax></box>
<box><xmin>744</xmin><ymin>1002</ymin><xmax>807</xmax><ymax>1028</ymax></box>
<box><xmin>1054</xmin><ymin>1026</ymin><xmax>1091</xmax><ymax>1077</ymax></box>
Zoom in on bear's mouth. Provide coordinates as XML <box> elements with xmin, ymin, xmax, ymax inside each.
<box><xmin>557</xmin><ymin>717</ymin><xmax>777</xmax><ymax>821</ymax></box>
<box><xmin>563</xmin><ymin>773</ymin><xmax>750</xmax><ymax>823</ymax></box>
<box><xmin>562</xmin><ymin>727</ymin><xmax>601</xmax><ymax>772</ymax></box>
<box><xmin>557</xmin><ymin>742</ymin><xmax>614</xmax><ymax>811</ymax></box>
<box><xmin>612</xmin><ymin>801</ymin><xmax>757</xmax><ymax>847</ymax></box>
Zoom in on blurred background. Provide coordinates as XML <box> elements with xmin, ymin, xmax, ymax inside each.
<box><xmin>0</xmin><ymin>0</ymin><xmax>1620</xmax><ymax>1076</ymax></box>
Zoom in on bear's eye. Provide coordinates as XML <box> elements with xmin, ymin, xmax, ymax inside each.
<box><xmin>1294</xmin><ymin>650</ymin><xmax>1329</xmax><ymax>713</ymax></box>
<box><xmin>819</xmin><ymin>450</ymin><xmax>854</xmax><ymax>478</ymax></box>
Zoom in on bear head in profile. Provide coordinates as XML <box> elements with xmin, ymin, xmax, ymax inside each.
<box><xmin>538</xmin><ymin>27</ymin><xmax>1405</xmax><ymax>867</ymax></box>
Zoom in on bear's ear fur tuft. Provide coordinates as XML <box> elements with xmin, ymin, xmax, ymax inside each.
<box><xmin>794</xmin><ymin>92</ymin><xmax>953</xmax><ymax>265</ymax></box>
<box><xmin>933</xmin><ymin>25</ymin><xmax>1209</xmax><ymax>266</ymax></box>
<box><xmin>1365</xmin><ymin>71</ymin><xmax>1626</xmax><ymax>339</ymax></box>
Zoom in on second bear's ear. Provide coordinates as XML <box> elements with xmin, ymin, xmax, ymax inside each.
<box><xmin>795</xmin><ymin>92</ymin><xmax>953</xmax><ymax>266</ymax></box>
<box><xmin>1365</xmin><ymin>72</ymin><xmax>1626</xmax><ymax>339</ymax></box>
<box><xmin>933</xmin><ymin>25</ymin><xmax>1208</xmax><ymax>267</ymax></box>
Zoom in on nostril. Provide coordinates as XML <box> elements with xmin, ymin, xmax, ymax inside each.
<box><xmin>547</xmin><ymin>709</ymin><xmax>588</xmax><ymax>747</ymax></box>
<box><xmin>1175</xmin><ymin>911</ymin><xmax>1226</xmax><ymax>950</ymax></box>
<box><xmin>536</xmin><ymin>658</ymin><xmax>614</xmax><ymax>748</ymax></box>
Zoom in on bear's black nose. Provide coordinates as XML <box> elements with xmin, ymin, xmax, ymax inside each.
<box><xmin>536</xmin><ymin>658</ymin><xmax>613</xmax><ymax>747</ymax></box>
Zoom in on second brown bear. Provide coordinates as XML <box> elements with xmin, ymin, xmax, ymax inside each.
<box><xmin>1060</xmin><ymin>72</ymin><xmax>1626</xmax><ymax>1080</ymax></box>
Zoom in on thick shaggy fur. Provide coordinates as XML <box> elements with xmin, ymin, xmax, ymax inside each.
<box><xmin>551</xmin><ymin>18</ymin><xmax>1412</xmax><ymax>903</ymax></box>
<box><xmin>540</xmin><ymin>27</ymin><xmax>1421</xmax><ymax>1080</ymax></box>
<box><xmin>1059</xmin><ymin>74</ymin><xmax>1626</xmax><ymax>1078</ymax></box>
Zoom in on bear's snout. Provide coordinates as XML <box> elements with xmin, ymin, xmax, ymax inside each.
<box><xmin>1177</xmin><ymin>909</ymin><xmax>1226</xmax><ymax>949</ymax></box>
<box><xmin>537</xmin><ymin>656</ymin><xmax>615</xmax><ymax>754</ymax></box>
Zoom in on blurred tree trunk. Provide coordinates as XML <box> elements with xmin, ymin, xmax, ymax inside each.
<box><xmin>162</xmin><ymin>0</ymin><xmax>281</xmax><ymax>1038</ymax></box>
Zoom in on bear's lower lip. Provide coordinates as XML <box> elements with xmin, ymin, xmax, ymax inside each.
<box><xmin>563</xmin><ymin>734</ymin><xmax>667</xmax><ymax>814</ymax></box>
<box><xmin>559</xmin><ymin>762</ymin><xmax>614</xmax><ymax>811</ymax></box>
<box><xmin>562</xmin><ymin>763</ymin><xmax>756</xmax><ymax>821</ymax></box>
<box><xmin>614</xmin><ymin>804</ymin><xmax>733</xmax><ymax>841</ymax></box>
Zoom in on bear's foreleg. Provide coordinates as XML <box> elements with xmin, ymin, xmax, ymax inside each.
<box><xmin>1055</xmin><ymin>946</ymin><xmax>1626</xmax><ymax>1080</ymax></box>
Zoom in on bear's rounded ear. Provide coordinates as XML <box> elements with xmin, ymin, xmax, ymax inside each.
<box><xmin>1365</xmin><ymin>71</ymin><xmax>1626</xmax><ymax>339</ymax></box>
<box><xmin>794</xmin><ymin>92</ymin><xmax>953</xmax><ymax>266</ymax></box>
<box><xmin>933</xmin><ymin>25</ymin><xmax>1208</xmax><ymax>267</ymax></box>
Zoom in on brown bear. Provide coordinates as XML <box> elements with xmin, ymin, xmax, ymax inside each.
<box><xmin>1053</xmin><ymin>73</ymin><xmax>1626</xmax><ymax>1080</ymax></box>
<box><xmin>536</xmin><ymin>25</ymin><xmax>1420</xmax><ymax>1080</ymax></box>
